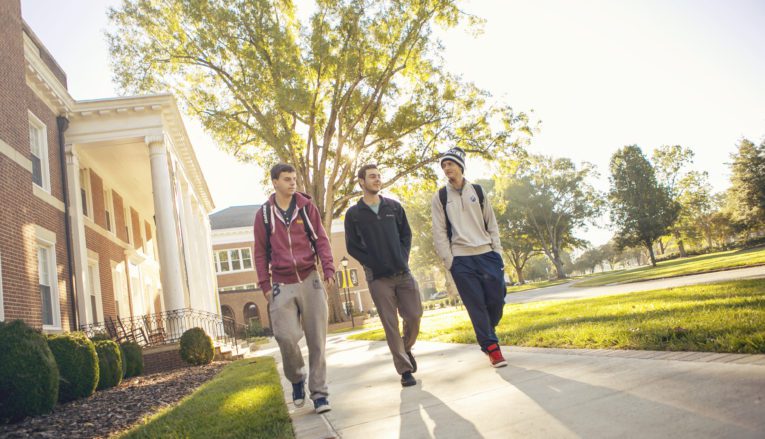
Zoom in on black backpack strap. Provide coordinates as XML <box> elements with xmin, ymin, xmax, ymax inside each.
<box><xmin>439</xmin><ymin>187</ymin><xmax>452</xmax><ymax>242</ymax></box>
<box><xmin>262</xmin><ymin>202</ymin><xmax>272</xmax><ymax>265</ymax></box>
<box><xmin>473</xmin><ymin>184</ymin><xmax>485</xmax><ymax>210</ymax></box>
<box><xmin>298</xmin><ymin>206</ymin><xmax>319</xmax><ymax>262</ymax></box>
<box><xmin>472</xmin><ymin>184</ymin><xmax>489</xmax><ymax>231</ymax></box>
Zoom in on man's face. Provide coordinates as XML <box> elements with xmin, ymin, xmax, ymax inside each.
<box><xmin>441</xmin><ymin>160</ymin><xmax>463</xmax><ymax>180</ymax></box>
<box><xmin>273</xmin><ymin>171</ymin><xmax>297</xmax><ymax>196</ymax></box>
<box><xmin>359</xmin><ymin>168</ymin><xmax>383</xmax><ymax>194</ymax></box>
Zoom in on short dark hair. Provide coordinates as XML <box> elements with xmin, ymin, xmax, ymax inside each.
<box><xmin>270</xmin><ymin>163</ymin><xmax>296</xmax><ymax>180</ymax></box>
<box><xmin>357</xmin><ymin>164</ymin><xmax>378</xmax><ymax>180</ymax></box>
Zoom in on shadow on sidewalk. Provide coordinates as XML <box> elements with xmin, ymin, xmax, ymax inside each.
<box><xmin>398</xmin><ymin>382</ymin><xmax>480</xmax><ymax>439</ymax></box>
<box><xmin>494</xmin><ymin>364</ymin><xmax>759</xmax><ymax>438</ymax></box>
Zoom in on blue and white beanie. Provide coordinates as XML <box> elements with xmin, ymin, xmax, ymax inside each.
<box><xmin>439</xmin><ymin>147</ymin><xmax>466</xmax><ymax>172</ymax></box>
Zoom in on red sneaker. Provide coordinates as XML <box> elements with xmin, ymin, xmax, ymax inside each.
<box><xmin>486</xmin><ymin>343</ymin><xmax>507</xmax><ymax>368</ymax></box>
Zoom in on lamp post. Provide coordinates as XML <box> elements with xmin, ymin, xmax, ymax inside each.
<box><xmin>341</xmin><ymin>256</ymin><xmax>355</xmax><ymax>328</ymax></box>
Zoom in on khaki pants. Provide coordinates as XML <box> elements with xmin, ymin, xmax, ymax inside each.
<box><xmin>269</xmin><ymin>270</ymin><xmax>329</xmax><ymax>401</ymax></box>
<box><xmin>368</xmin><ymin>272</ymin><xmax>423</xmax><ymax>374</ymax></box>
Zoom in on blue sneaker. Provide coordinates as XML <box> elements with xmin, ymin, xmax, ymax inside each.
<box><xmin>292</xmin><ymin>381</ymin><xmax>305</xmax><ymax>407</ymax></box>
<box><xmin>314</xmin><ymin>397</ymin><xmax>331</xmax><ymax>414</ymax></box>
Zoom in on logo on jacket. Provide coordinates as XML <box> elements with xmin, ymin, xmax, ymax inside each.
<box><xmin>470</xmin><ymin>196</ymin><xmax>477</xmax><ymax>202</ymax></box>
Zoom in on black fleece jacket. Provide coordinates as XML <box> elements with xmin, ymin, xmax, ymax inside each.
<box><xmin>344</xmin><ymin>196</ymin><xmax>412</xmax><ymax>281</ymax></box>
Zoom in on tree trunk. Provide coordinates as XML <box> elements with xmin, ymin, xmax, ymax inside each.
<box><xmin>646</xmin><ymin>242</ymin><xmax>657</xmax><ymax>267</ymax></box>
<box><xmin>657</xmin><ymin>238</ymin><xmax>665</xmax><ymax>255</ymax></box>
<box><xmin>675</xmin><ymin>233</ymin><xmax>687</xmax><ymax>257</ymax></box>
<box><xmin>445</xmin><ymin>269</ymin><xmax>460</xmax><ymax>297</ymax></box>
<box><xmin>514</xmin><ymin>266</ymin><xmax>525</xmax><ymax>285</ymax></box>
<box><xmin>552</xmin><ymin>257</ymin><xmax>567</xmax><ymax>279</ymax></box>
<box><xmin>321</xmin><ymin>219</ymin><xmax>348</xmax><ymax>324</ymax></box>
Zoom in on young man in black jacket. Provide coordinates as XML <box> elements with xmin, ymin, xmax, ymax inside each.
<box><xmin>344</xmin><ymin>164</ymin><xmax>423</xmax><ymax>387</ymax></box>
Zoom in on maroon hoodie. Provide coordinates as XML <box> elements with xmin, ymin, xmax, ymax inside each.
<box><xmin>253</xmin><ymin>192</ymin><xmax>335</xmax><ymax>293</ymax></box>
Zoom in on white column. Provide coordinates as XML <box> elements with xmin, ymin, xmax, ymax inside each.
<box><xmin>64</xmin><ymin>145</ymin><xmax>93</xmax><ymax>325</ymax></box>
<box><xmin>146</xmin><ymin>136</ymin><xmax>185</xmax><ymax>311</ymax></box>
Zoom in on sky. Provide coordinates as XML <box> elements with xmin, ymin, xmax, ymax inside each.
<box><xmin>20</xmin><ymin>0</ymin><xmax>765</xmax><ymax>247</ymax></box>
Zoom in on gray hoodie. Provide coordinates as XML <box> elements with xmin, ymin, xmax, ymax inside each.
<box><xmin>431</xmin><ymin>180</ymin><xmax>503</xmax><ymax>270</ymax></box>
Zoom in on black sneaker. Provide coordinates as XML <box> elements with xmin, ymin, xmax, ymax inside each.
<box><xmin>401</xmin><ymin>371</ymin><xmax>416</xmax><ymax>387</ymax></box>
<box><xmin>292</xmin><ymin>381</ymin><xmax>305</xmax><ymax>407</ymax></box>
<box><xmin>314</xmin><ymin>397</ymin><xmax>331</xmax><ymax>414</ymax></box>
<box><xmin>407</xmin><ymin>351</ymin><xmax>417</xmax><ymax>373</ymax></box>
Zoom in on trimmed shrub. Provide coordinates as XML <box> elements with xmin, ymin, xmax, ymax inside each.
<box><xmin>47</xmin><ymin>332</ymin><xmax>99</xmax><ymax>402</ymax></box>
<box><xmin>95</xmin><ymin>340</ymin><xmax>123</xmax><ymax>390</ymax></box>
<box><xmin>89</xmin><ymin>331</ymin><xmax>111</xmax><ymax>342</ymax></box>
<box><xmin>180</xmin><ymin>327</ymin><xmax>214</xmax><ymax>365</ymax></box>
<box><xmin>0</xmin><ymin>320</ymin><xmax>59</xmax><ymax>423</ymax></box>
<box><xmin>120</xmin><ymin>342</ymin><xmax>144</xmax><ymax>378</ymax></box>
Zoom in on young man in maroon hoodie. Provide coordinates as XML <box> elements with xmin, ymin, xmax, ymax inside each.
<box><xmin>253</xmin><ymin>163</ymin><xmax>336</xmax><ymax>414</ymax></box>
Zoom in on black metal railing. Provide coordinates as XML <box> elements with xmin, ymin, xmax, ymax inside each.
<box><xmin>80</xmin><ymin>308</ymin><xmax>238</xmax><ymax>355</ymax></box>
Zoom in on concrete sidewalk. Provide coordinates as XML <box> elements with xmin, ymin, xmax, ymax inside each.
<box><xmin>259</xmin><ymin>335</ymin><xmax>765</xmax><ymax>439</ymax></box>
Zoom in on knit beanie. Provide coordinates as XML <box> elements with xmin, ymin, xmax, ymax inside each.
<box><xmin>439</xmin><ymin>147</ymin><xmax>466</xmax><ymax>172</ymax></box>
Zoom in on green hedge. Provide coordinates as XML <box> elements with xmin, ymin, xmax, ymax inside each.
<box><xmin>95</xmin><ymin>340</ymin><xmax>123</xmax><ymax>390</ymax></box>
<box><xmin>120</xmin><ymin>342</ymin><xmax>144</xmax><ymax>378</ymax></box>
<box><xmin>180</xmin><ymin>327</ymin><xmax>214</xmax><ymax>366</ymax></box>
<box><xmin>47</xmin><ymin>332</ymin><xmax>99</xmax><ymax>402</ymax></box>
<box><xmin>0</xmin><ymin>320</ymin><xmax>59</xmax><ymax>423</ymax></box>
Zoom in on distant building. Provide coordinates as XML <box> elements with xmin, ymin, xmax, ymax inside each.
<box><xmin>210</xmin><ymin>205</ymin><xmax>376</xmax><ymax>328</ymax></box>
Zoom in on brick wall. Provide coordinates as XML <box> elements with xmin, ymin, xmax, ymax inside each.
<box><xmin>142</xmin><ymin>344</ymin><xmax>188</xmax><ymax>374</ymax></box>
<box><xmin>0</xmin><ymin>0</ymin><xmax>72</xmax><ymax>329</ymax></box>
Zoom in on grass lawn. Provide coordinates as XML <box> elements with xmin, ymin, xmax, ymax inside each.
<box><xmin>507</xmin><ymin>278</ymin><xmax>571</xmax><ymax>293</ymax></box>
<box><xmin>119</xmin><ymin>357</ymin><xmax>293</xmax><ymax>439</ymax></box>
<box><xmin>349</xmin><ymin>278</ymin><xmax>765</xmax><ymax>353</ymax></box>
<box><xmin>574</xmin><ymin>246</ymin><xmax>765</xmax><ymax>288</ymax></box>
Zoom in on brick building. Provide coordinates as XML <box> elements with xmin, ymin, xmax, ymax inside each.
<box><xmin>210</xmin><ymin>205</ymin><xmax>375</xmax><ymax>329</ymax></box>
<box><xmin>0</xmin><ymin>1</ymin><xmax>219</xmax><ymax>333</ymax></box>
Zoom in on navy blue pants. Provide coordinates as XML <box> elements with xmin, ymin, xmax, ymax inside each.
<box><xmin>450</xmin><ymin>251</ymin><xmax>506</xmax><ymax>352</ymax></box>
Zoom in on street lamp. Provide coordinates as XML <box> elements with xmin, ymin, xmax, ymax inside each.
<box><xmin>340</xmin><ymin>256</ymin><xmax>355</xmax><ymax>328</ymax></box>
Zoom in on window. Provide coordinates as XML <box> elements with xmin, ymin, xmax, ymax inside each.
<box><xmin>87</xmin><ymin>260</ymin><xmax>103</xmax><ymax>324</ymax></box>
<box><xmin>230</xmin><ymin>250</ymin><xmax>241</xmax><ymax>271</ymax></box>
<box><xmin>103</xmin><ymin>189</ymin><xmax>114</xmax><ymax>233</ymax></box>
<box><xmin>214</xmin><ymin>248</ymin><xmax>254</xmax><ymax>273</ymax></box>
<box><xmin>29</xmin><ymin>113</ymin><xmax>49</xmax><ymax>191</ymax></box>
<box><xmin>124</xmin><ymin>207</ymin><xmax>133</xmax><ymax>244</ymax></box>
<box><xmin>79</xmin><ymin>168</ymin><xmax>92</xmax><ymax>218</ymax></box>
<box><xmin>37</xmin><ymin>243</ymin><xmax>60</xmax><ymax>328</ymax></box>
<box><xmin>112</xmin><ymin>262</ymin><xmax>130</xmax><ymax>318</ymax></box>
<box><xmin>242</xmin><ymin>248</ymin><xmax>252</xmax><ymax>269</ymax></box>
<box><xmin>0</xmin><ymin>251</ymin><xmax>4</xmax><ymax>321</ymax></box>
<box><xmin>217</xmin><ymin>251</ymin><xmax>229</xmax><ymax>272</ymax></box>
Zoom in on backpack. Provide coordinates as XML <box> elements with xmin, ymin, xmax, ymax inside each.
<box><xmin>261</xmin><ymin>201</ymin><xmax>318</xmax><ymax>264</ymax></box>
<box><xmin>438</xmin><ymin>184</ymin><xmax>486</xmax><ymax>242</ymax></box>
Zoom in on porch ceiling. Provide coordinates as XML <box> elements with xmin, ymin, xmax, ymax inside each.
<box><xmin>78</xmin><ymin>138</ymin><xmax>155</xmax><ymax>216</ymax></box>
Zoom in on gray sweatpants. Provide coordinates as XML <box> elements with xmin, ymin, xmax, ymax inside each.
<box><xmin>368</xmin><ymin>272</ymin><xmax>423</xmax><ymax>374</ymax></box>
<box><xmin>269</xmin><ymin>270</ymin><xmax>329</xmax><ymax>401</ymax></box>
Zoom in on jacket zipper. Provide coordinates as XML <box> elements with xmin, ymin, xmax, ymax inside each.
<box><xmin>286</xmin><ymin>217</ymin><xmax>303</xmax><ymax>283</ymax></box>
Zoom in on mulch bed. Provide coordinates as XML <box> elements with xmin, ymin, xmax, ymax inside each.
<box><xmin>0</xmin><ymin>361</ymin><xmax>228</xmax><ymax>438</ymax></box>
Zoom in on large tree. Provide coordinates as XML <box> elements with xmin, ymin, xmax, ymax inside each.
<box><xmin>493</xmin><ymin>164</ymin><xmax>539</xmax><ymax>284</ymax></box>
<box><xmin>108</xmin><ymin>0</ymin><xmax>530</xmax><ymax>229</ymax></box>
<box><xmin>609</xmin><ymin>145</ymin><xmax>680</xmax><ymax>266</ymax></box>
<box><xmin>503</xmin><ymin>155</ymin><xmax>602</xmax><ymax>279</ymax></box>
<box><xmin>108</xmin><ymin>0</ymin><xmax>530</xmax><ymax>321</ymax></box>
<box><xmin>728</xmin><ymin>138</ymin><xmax>765</xmax><ymax>231</ymax></box>
<box><xmin>652</xmin><ymin>145</ymin><xmax>711</xmax><ymax>256</ymax></box>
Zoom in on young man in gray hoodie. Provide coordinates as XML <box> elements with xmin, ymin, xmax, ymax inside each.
<box><xmin>431</xmin><ymin>147</ymin><xmax>508</xmax><ymax>367</ymax></box>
